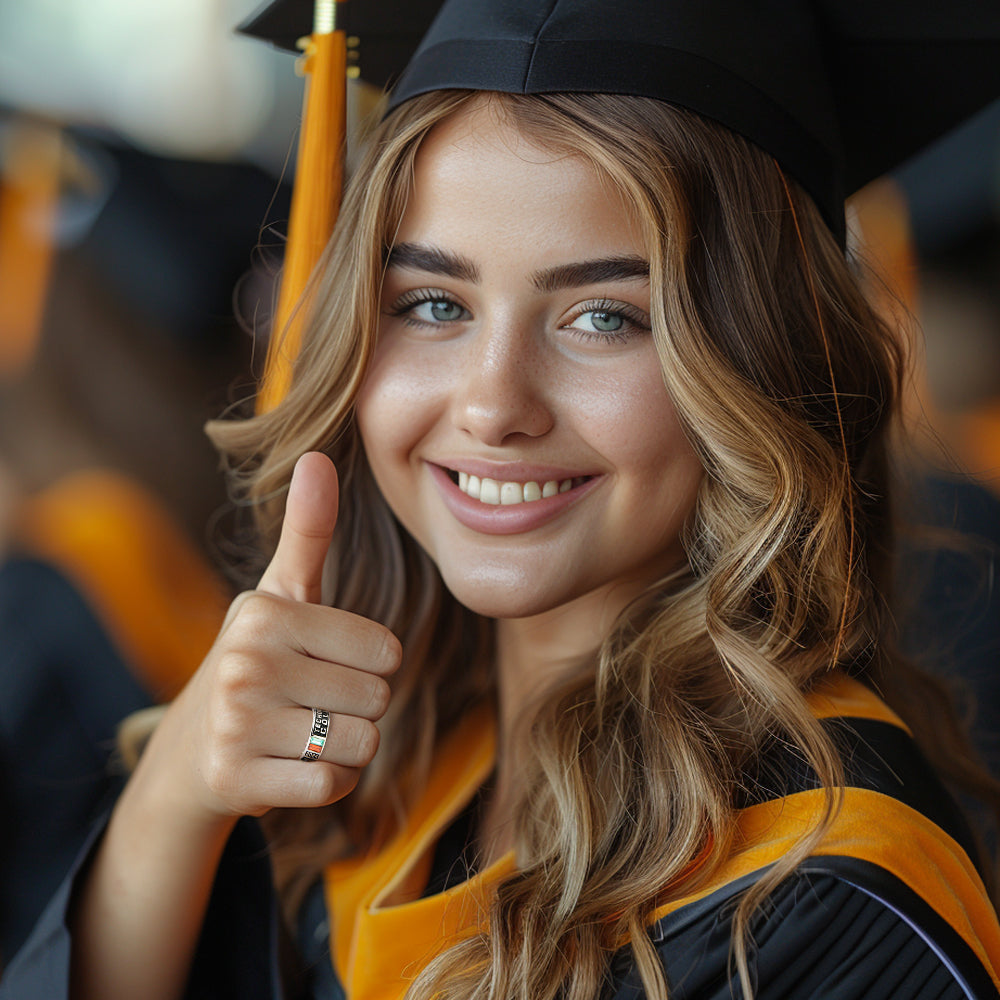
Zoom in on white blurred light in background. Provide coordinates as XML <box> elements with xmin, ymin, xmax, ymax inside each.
<box><xmin>0</xmin><ymin>0</ymin><xmax>285</xmax><ymax>162</ymax></box>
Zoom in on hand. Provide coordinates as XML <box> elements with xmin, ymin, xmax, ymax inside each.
<box><xmin>143</xmin><ymin>451</ymin><xmax>401</xmax><ymax>822</ymax></box>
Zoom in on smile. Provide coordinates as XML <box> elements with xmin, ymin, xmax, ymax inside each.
<box><xmin>452</xmin><ymin>471</ymin><xmax>590</xmax><ymax>505</ymax></box>
<box><xmin>428</xmin><ymin>464</ymin><xmax>600</xmax><ymax>535</ymax></box>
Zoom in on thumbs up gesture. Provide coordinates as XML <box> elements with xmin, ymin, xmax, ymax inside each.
<box><xmin>147</xmin><ymin>452</ymin><xmax>401</xmax><ymax>821</ymax></box>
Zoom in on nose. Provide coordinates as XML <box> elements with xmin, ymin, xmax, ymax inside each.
<box><xmin>451</xmin><ymin>323</ymin><xmax>553</xmax><ymax>446</ymax></box>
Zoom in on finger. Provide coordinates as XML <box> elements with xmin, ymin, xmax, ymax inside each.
<box><xmin>258</xmin><ymin>451</ymin><xmax>339</xmax><ymax>604</ymax></box>
<box><xmin>280</xmin><ymin>656</ymin><xmax>393</xmax><ymax>717</ymax></box>
<box><xmin>238</xmin><ymin>757</ymin><xmax>361</xmax><ymax>812</ymax></box>
<box><xmin>223</xmin><ymin>593</ymin><xmax>402</xmax><ymax>678</ymax></box>
<box><xmin>276</xmin><ymin>707</ymin><xmax>381</xmax><ymax>767</ymax></box>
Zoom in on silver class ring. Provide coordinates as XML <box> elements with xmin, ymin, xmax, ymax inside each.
<box><xmin>300</xmin><ymin>707</ymin><xmax>331</xmax><ymax>761</ymax></box>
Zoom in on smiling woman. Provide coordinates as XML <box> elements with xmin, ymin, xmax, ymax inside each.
<box><xmin>198</xmin><ymin>88</ymin><xmax>1000</xmax><ymax>1000</ymax></box>
<box><xmin>358</xmin><ymin>102</ymin><xmax>702</xmax><ymax>626</ymax></box>
<box><xmin>4</xmin><ymin>2</ymin><xmax>1000</xmax><ymax>1000</ymax></box>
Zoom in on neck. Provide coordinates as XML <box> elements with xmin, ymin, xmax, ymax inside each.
<box><xmin>477</xmin><ymin>582</ymin><xmax>646</xmax><ymax>863</ymax></box>
<box><xmin>494</xmin><ymin>581</ymin><xmax>648</xmax><ymax>737</ymax></box>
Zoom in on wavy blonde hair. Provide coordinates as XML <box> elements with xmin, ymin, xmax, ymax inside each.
<box><xmin>206</xmin><ymin>91</ymin><xmax>992</xmax><ymax>999</ymax></box>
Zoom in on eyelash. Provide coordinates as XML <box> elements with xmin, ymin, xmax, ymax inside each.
<box><xmin>385</xmin><ymin>290</ymin><xmax>651</xmax><ymax>342</ymax></box>
<box><xmin>385</xmin><ymin>288</ymin><xmax>465</xmax><ymax>327</ymax></box>
<box><xmin>563</xmin><ymin>299</ymin><xmax>651</xmax><ymax>343</ymax></box>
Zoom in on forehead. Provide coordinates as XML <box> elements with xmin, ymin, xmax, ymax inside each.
<box><xmin>395</xmin><ymin>100</ymin><xmax>646</xmax><ymax>256</ymax></box>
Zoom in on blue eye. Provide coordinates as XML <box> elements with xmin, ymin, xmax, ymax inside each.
<box><xmin>419</xmin><ymin>299</ymin><xmax>467</xmax><ymax>322</ymax></box>
<box><xmin>564</xmin><ymin>300</ymin><xmax>651</xmax><ymax>342</ymax></box>
<box><xmin>388</xmin><ymin>291</ymin><xmax>471</xmax><ymax>327</ymax></box>
<box><xmin>570</xmin><ymin>310</ymin><xmax>625</xmax><ymax>333</ymax></box>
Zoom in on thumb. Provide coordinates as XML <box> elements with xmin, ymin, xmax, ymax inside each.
<box><xmin>257</xmin><ymin>451</ymin><xmax>339</xmax><ymax>604</ymax></box>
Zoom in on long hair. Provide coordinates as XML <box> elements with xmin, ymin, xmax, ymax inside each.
<box><xmin>207</xmin><ymin>91</ymin><xmax>994</xmax><ymax>999</ymax></box>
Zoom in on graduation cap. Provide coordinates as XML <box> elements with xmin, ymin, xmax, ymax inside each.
<box><xmin>242</xmin><ymin>0</ymin><xmax>1000</xmax><ymax>408</ymax></box>
<box><xmin>240</xmin><ymin>0</ymin><xmax>440</xmax><ymax>88</ymax></box>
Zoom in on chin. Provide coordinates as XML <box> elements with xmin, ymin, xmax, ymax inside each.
<box><xmin>438</xmin><ymin>568</ymin><xmax>571</xmax><ymax>621</ymax></box>
<box><xmin>446</xmin><ymin>587</ymin><xmax>559</xmax><ymax>621</ymax></box>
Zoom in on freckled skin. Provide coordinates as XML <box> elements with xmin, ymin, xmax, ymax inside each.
<box><xmin>356</xmin><ymin>103</ymin><xmax>704</xmax><ymax>625</ymax></box>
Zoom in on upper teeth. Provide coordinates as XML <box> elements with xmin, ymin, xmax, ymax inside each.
<box><xmin>457</xmin><ymin>471</ymin><xmax>577</xmax><ymax>505</ymax></box>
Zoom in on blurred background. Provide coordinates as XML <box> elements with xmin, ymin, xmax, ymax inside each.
<box><xmin>0</xmin><ymin>0</ymin><xmax>998</xmax><ymax>967</ymax></box>
<box><xmin>0</xmin><ymin>0</ymin><xmax>305</xmax><ymax>551</ymax></box>
<box><xmin>0</xmin><ymin>0</ymin><xmax>311</xmax><ymax>964</ymax></box>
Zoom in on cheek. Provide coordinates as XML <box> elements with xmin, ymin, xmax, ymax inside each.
<box><xmin>580</xmin><ymin>365</ymin><xmax>697</xmax><ymax>476</ymax></box>
<box><xmin>356</xmin><ymin>342</ymin><xmax>444</xmax><ymax>468</ymax></box>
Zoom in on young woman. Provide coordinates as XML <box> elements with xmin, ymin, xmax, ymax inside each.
<box><xmin>5</xmin><ymin>2</ymin><xmax>1000</xmax><ymax>999</ymax></box>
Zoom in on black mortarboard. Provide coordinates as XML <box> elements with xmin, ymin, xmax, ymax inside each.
<box><xmin>243</xmin><ymin>0</ymin><xmax>1000</xmax><ymax>243</ymax></box>
<box><xmin>239</xmin><ymin>0</ymin><xmax>440</xmax><ymax>90</ymax></box>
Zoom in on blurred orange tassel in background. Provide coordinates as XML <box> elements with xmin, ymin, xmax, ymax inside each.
<box><xmin>0</xmin><ymin>121</ymin><xmax>61</xmax><ymax>378</ymax></box>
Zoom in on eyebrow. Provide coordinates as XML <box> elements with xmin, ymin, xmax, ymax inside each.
<box><xmin>531</xmin><ymin>255</ymin><xmax>650</xmax><ymax>292</ymax></box>
<box><xmin>385</xmin><ymin>243</ymin><xmax>480</xmax><ymax>282</ymax></box>
<box><xmin>385</xmin><ymin>242</ymin><xmax>649</xmax><ymax>291</ymax></box>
